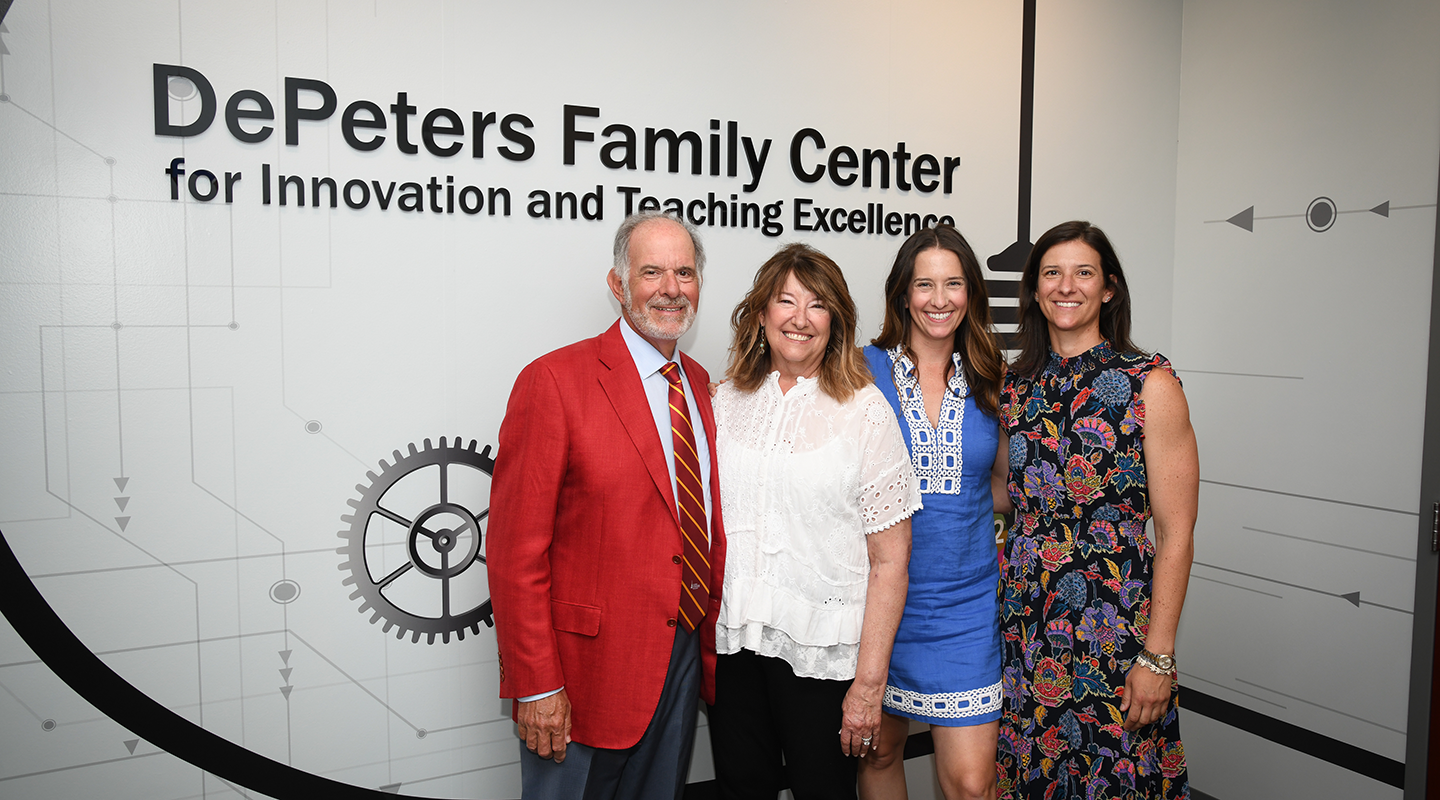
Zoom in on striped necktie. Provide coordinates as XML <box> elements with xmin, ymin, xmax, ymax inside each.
<box><xmin>660</xmin><ymin>362</ymin><xmax>709</xmax><ymax>633</ymax></box>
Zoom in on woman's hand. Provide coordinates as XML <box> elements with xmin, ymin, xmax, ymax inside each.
<box><xmin>844</xmin><ymin>520</ymin><xmax>909</xmax><ymax>757</ymax></box>
<box><xmin>840</xmin><ymin>679</ymin><xmax>884</xmax><ymax>757</ymax></box>
<box><xmin>1119</xmin><ymin>665</ymin><xmax>1173</xmax><ymax>730</ymax></box>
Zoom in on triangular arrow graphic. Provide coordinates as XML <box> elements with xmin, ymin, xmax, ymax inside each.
<box><xmin>1370</xmin><ymin>201</ymin><xmax>1390</xmax><ymax>217</ymax></box>
<box><xmin>1226</xmin><ymin>206</ymin><xmax>1255</xmax><ymax>232</ymax></box>
<box><xmin>279</xmin><ymin>649</ymin><xmax>292</xmax><ymax>664</ymax></box>
<box><xmin>115</xmin><ymin>517</ymin><xmax>130</xmax><ymax>531</ymax></box>
<box><xmin>380</xmin><ymin>784</ymin><xmax>402</xmax><ymax>794</ymax></box>
<box><xmin>280</xmin><ymin>686</ymin><xmax>293</xmax><ymax>699</ymax></box>
<box><xmin>113</xmin><ymin>477</ymin><xmax>129</xmax><ymax>491</ymax></box>
<box><xmin>114</xmin><ymin>497</ymin><xmax>130</xmax><ymax>511</ymax></box>
<box><xmin>279</xmin><ymin>668</ymin><xmax>293</xmax><ymax>682</ymax></box>
<box><xmin>124</xmin><ymin>739</ymin><xmax>139</xmax><ymax>754</ymax></box>
<box><xmin>1341</xmin><ymin>591</ymin><xmax>1360</xmax><ymax>607</ymax></box>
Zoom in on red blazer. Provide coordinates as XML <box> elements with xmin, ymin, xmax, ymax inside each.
<box><xmin>488</xmin><ymin>320</ymin><xmax>727</xmax><ymax>750</ymax></box>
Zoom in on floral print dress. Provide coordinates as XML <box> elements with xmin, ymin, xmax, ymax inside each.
<box><xmin>997</xmin><ymin>341</ymin><xmax>1187</xmax><ymax>800</ymax></box>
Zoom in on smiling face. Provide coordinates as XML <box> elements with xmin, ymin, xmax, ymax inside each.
<box><xmin>906</xmin><ymin>247</ymin><xmax>969</xmax><ymax>348</ymax></box>
<box><xmin>607</xmin><ymin>219</ymin><xmax>699</xmax><ymax>357</ymax></box>
<box><xmin>1035</xmin><ymin>238</ymin><xmax>1114</xmax><ymax>345</ymax></box>
<box><xmin>760</xmin><ymin>270</ymin><xmax>832</xmax><ymax>379</ymax></box>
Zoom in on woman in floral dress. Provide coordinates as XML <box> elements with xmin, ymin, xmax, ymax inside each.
<box><xmin>994</xmin><ymin>221</ymin><xmax>1198</xmax><ymax>799</ymax></box>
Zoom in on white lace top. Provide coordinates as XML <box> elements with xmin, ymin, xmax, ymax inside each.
<box><xmin>713</xmin><ymin>374</ymin><xmax>923</xmax><ymax>680</ymax></box>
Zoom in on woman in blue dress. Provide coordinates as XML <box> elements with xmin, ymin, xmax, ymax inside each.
<box><xmin>859</xmin><ymin>225</ymin><xmax>1008</xmax><ymax>800</ymax></box>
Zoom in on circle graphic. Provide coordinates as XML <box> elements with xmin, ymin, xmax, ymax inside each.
<box><xmin>304</xmin><ymin>420</ymin><xmax>322</xmax><ymax>434</ymax></box>
<box><xmin>1306</xmin><ymin>196</ymin><xmax>1337</xmax><ymax>232</ymax></box>
<box><xmin>41</xmin><ymin>719</ymin><xmax>57</xmax><ymax>732</ymax></box>
<box><xmin>338</xmin><ymin>438</ymin><xmax>495</xmax><ymax>644</ymax></box>
<box><xmin>167</xmin><ymin>76</ymin><xmax>197</xmax><ymax>101</ymax></box>
<box><xmin>269</xmin><ymin>579</ymin><xmax>301</xmax><ymax>604</ymax></box>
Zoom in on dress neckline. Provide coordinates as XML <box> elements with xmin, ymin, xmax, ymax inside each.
<box><xmin>1044</xmin><ymin>340</ymin><xmax>1114</xmax><ymax>375</ymax></box>
<box><xmin>765</xmin><ymin>369</ymin><xmax>818</xmax><ymax>396</ymax></box>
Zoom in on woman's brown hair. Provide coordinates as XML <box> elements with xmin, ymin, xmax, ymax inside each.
<box><xmin>872</xmin><ymin>224</ymin><xmax>1005</xmax><ymax>417</ymax></box>
<box><xmin>727</xmin><ymin>243</ymin><xmax>874</xmax><ymax>403</ymax></box>
<box><xmin>1011</xmin><ymin>220</ymin><xmax>1143</xmax><ymax>379</ymax></box>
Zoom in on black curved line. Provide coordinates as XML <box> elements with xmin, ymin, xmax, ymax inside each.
<box><xmin>0</xmin><ymin>526</ymin><xmax>449</xmax><ymax>799</ymax></box>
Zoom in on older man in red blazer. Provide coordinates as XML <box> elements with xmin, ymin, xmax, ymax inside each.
<box><xmin>489</xmin><ymin>212</ymin><xmax>726</xmax><ymax>800</ymax></box>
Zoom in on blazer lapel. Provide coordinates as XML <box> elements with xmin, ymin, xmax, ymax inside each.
<box><xmin>597</xmin><ymin>322</ymin><xmax>681</xmax><ymax>527</ymax></box>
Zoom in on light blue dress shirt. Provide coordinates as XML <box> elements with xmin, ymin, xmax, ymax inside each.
<box><xmin>618</xmin><ymin>317</ymin><xmax>714</xmax><ymax>539</ymax></box>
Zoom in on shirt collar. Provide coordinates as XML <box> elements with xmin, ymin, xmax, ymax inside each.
<box><xmin>618</xmin><ymin>316</ymin><xmax>678</xmax><ymax>378</ymax></box>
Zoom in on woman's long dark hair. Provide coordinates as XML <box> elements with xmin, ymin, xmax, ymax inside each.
<box><xmin>871</xmin><ymin>224</ymin><xmax>1004</xmax><ymax>417</ymax></box>
<box><xmin>1011</xmin><ymin>220</ymin><xmax>1143</xmax><ymax>379</ymax></box>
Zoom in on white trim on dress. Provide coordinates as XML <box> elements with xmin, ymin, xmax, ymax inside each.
<box><xmin>888</xmin><ymin>346</ymin><xmax>968</xmax><ymax>495</ymax></box>
<box><xmin>883</xmin><ymin>680</ymin><xmax>1002</xmax><ymax>720</ymax></box>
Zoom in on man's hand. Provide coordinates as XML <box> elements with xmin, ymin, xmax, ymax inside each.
<box><xmin>516</xmin><ymin>690</ymin><xmax>573</xmax><ymax>762</ymax></box>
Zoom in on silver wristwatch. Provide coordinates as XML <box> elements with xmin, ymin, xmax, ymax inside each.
<box><xmin>1136</xmin><ymin>649</ymin><xmax>1176</xmax><ymax>677</ymax></box>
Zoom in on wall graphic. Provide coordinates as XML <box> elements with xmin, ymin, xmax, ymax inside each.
<box><xmin>0</xmin><ymin>2</ymin><xmax>1050</xmax><ymax>798</ymax></box>
<box><xmin>1</xmin><ymin>2</ymin><xmax>1435</xmax><ymax>800</ymax></box>
<box><xmin>1168</xmin><ymin>1</ymin><xmax>1439</xmax><ymax>797</ymax></box>
<box><xmin>339</xmin><ymin>438</ymin><xmax>495</xmax><ymax>646</ymax></box>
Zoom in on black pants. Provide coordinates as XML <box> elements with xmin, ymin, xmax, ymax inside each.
<box><xmin>708</xmin><ymin>649</ymin><xmax>857</xmax><ymax>800</ymax></box>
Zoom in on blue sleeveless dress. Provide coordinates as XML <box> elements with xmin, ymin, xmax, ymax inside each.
<box><xmin>865</xmin><ymin>345</ymin><xmax>1003</xmax><ymax>727</ymax></box>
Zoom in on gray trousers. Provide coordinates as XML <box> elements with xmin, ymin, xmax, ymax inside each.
<box><xmin>519</xmin><ymin>625</ymin><xmax>701</xmax><ymax>800</ymax></box>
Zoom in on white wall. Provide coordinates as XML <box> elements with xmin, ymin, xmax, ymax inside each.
<box><xmin>1171</xmin><ymin>0</ymin><xmax>1439</xmax><ymax>796</ymax></box>
<box><xmin>0</xmin><ymin>1</ymin><xmax>1435</xmax><ymax>799</ymax></box>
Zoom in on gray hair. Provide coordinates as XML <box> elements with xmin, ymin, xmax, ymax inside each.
<box><xmin>611</xmin><ymin>211</ymin><xmax>705</xmax><ymax>283</ymax></box>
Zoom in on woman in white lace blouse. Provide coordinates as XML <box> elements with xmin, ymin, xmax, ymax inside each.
<box><xmin>707</xmin><ymin>243</ymin><xmax>920</xmax><ymax>800</ymax></box>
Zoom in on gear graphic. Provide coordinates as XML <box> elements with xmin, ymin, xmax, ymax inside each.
<box><xmin>338</xmin><ymin>437</ymin><xmax>496</xmax><ymax>644</ymax></box>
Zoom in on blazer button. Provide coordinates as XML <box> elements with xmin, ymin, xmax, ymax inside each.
<box><xmin>667</xmin><ymin>618</ymin><xmax>677</xmax><ymax>628</ymax></box>
<box><xmin>672</xmin><ymin>555</ymin><xmax>682</xmax><ymax>564</ymax></box>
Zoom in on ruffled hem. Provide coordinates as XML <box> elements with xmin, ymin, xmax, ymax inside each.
<box><xmin>715</xmin><ymin>622</ymin><xmax>859</xmax><ymax>681</ymax></box>
<box><xmin>716</xmin><ymin>575</ymin><xmax>866</xmax><ymax>648</ymax></box>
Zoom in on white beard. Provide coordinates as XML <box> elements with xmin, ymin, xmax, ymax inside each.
<box><xmin>622</xmin><ymin>278</ymin><xmax>696</xmax><ymax>341</ymax></box>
